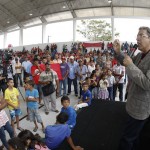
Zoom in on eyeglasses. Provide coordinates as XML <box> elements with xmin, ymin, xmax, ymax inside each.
<box><xmin>136</xmin><ymin>34</ymin><xmax>149</xmax><ymax>39</ymax></box>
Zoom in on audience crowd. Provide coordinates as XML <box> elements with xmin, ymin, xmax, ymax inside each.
<box><xmin>0</xmin><ymin>41</ymin><xmax>135</xmax><ymax>150</ymax></box>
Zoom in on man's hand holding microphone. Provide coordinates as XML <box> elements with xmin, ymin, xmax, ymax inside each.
<box><xmin>113</xmin><ymin>39</ymin><xmax>133</xmax><ymax>67</ymax></box>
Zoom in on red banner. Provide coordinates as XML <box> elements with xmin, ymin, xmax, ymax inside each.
<box><xmin>83</xmin><ymin>42</ymin><xmax>102</xmax><ymax>47</ymax></box>
<box><xmin>50</xmin><ymin>64</ymin><xmax>62</xmax><ymax>80</ymax></box>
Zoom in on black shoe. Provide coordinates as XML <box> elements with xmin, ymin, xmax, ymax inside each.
<box><xmin>45</xmin><ymin>112</ymin><xmax>49</xmax><ymax>115</ymax></box>
<box><xmin>75</xmin><ymin>94</ymin><xmax>78</xmax><ymax>97</ymax></box>
<box><xmin>67</xmin><ymin>93</ymin><xmax>70</xmax><ymax>95</ymax></box>
<box><xmin>53</xmin><ymin>110</ymin><xmax>59</xmax><ymax>113</ymax></box>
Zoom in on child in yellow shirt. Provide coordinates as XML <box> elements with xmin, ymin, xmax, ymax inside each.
<box><xmin>5</xmin><ymin>78</ymin><xmax>23</xmax><ymax>135</ymax></box>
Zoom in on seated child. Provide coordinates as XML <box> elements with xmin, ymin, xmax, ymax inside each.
<box><xmin>18</xmin><ymin>130</ymin><xmax>49</xmax><ymax>150</ymax></box>
<box><xmin>45</xmin><ymin>112</ymin><xmax>83</xmax><ymax>150</ymax></box>
<box><xmin>74</xmin><ymin>82</ymin><xmax>92</xmax><ymax>111</ymax></box>
<box><xmin>8</xmin><ymin>137</ymin><xmax>26</xmax><ymax>150</ymax></box>
<box><xmin>98</xmin><ymin>74</ymin><xmax>109</xmax><ymax>100</ymax></box>
<box><xmin>25</xmin><ymin>80</ymin><xmax>45</xmax><ymax>133</ymax></box>
<box><xmin>61</xmin><ymin>96</ymin><xmax>77</xmax><ymax>129</ymax></box>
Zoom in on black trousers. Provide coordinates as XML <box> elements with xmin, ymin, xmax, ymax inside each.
<box><xmin>118</xmin><ymin>114</ymin><xmax>147</xmax><ymax>150</ymax></box>
<box><xmin>113</xmin><ymin>83</ymin><xmax>124</xmax><ymax>101</ymax></box>
<box><xmin>0</xmin><ymin>83</ymin><xmax>7</xmax><ymax>94</ymax></box>
<box><xmin>68</xmin><ymin>77</ymin><xmax>78</xmax><ymax>95</ymax></box>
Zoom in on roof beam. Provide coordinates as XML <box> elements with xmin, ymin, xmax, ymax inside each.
<box><xmin>23</xmin><ymin>0</ymin><xmax>48</xmax><ymax>23</ymax></box>
<box><xmin>0</xmin><ymin>25</ymin><xmax>4</xmax><ymax>32</ymax></box>
<box><xmin>65</xmin><ymin>0</ymin><xmax>77</xmax><ymax>18</ymax></box>
<box><xmin>0</xmin><ymin>4</ymin><xmax>23</xmax><ymax>28</ymax></box>
<box><xmin>110</xmin><ymin>2</ymin><xmax>114</xmax><ymax>16</ymax></box>
<box><xmin>39</xmin><ymin>16</ymin><xmax>47</xmax><ymax>23</ymax></box>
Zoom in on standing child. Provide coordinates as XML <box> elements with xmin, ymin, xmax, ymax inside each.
<box><xmin>23</xmin><ymin>76</ymin><xmax>30</xmax><ymax>120</ymax></box>
<box><xmin>5</xmin><ymin>78</ymin><xmax>23</xmax><ymax>135</ymax></box>
<box><xmin>98</xmin><ymin>74</ymin><xmax>109</xmax><ymax>100</ymax></box>
<box><xmin>107</xmin><ymin>69</ymin><xmax>116</xmax><ymax>101</ymax></box>
<box><xmin>74</xmin><ymin>82</ymin><xmax>92</xmax><ymax>111</ymax></box>
<box><xmin>61</xmin><ymin>96</ymin><xmax>77</xmax><ymax>129</ymax></box>
<box><xmin>25</xmin><ymin>80</ymin><xmax>45</xmax><ymax>133</ymax></box>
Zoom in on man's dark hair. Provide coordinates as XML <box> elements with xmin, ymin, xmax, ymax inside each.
<box><xmin>61</xmin><ymin>96</ymin><xmax>70</xmax><ymax>104</ymax></box>
<box><xmin>7</xmin><ymin>78</ymin><xmax>13</xmax><ymax>83</ymax></box>
<box><xmin>56</xmin><ymin>112</ymin><xmax>69</xmax><ymax>124</ymax></box>
<box><xmin>8</xmin><ymin>137</ymin><xmax>26</xmax><ymax>150</ymax></box>
<box><xmin>33</xmin><ymin>58</ymin><xmax>39</xmax><ymax>62</ymax></box>
<box><xmin>139</xmin><ymin>26</ymin><xmax>150</xmax><ymax>37</ymax></box>
<box><xmin>18</xmin><ymin>130</ymin><xmax>46</xmax><ymax>148</ymax></box>
<box><xmin>82</xmin><ymin>82</ymin><xmax>89</xmax><ymax>86</ymax></box>
<box><xmin>42</xmin><ymin>56</ymin><xmax>47</xmax><ymax>59</ymax></box>
<box><xmin>26</xmin><ymin>80</ymin><xmax>35</xmax><ymax>87</ymax></box>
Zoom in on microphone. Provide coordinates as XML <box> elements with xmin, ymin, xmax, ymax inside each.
<box><xmin>129</xmin><ymin>44</ymin><xmax>138</xmax><ymax>58</ymax></box>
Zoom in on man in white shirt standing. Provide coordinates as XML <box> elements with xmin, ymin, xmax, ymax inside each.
<box><xmin>53</xmin><ymin>54</ymin><xmax>62</xmax><ymax>64</ymax></box>
<box><xmin>13</xmin><ymin>58</ymin><xmax>23</xmax><ymax>87</ymax></box>
<box><xmin>113</xmin><ymin>62</ymin><xmax>125</xmax><ymax>101</ymax></box>
<box><xmin>22</xmin><ymin>56</ymin><xmax>32</xmax><ymax>80</ymax></box>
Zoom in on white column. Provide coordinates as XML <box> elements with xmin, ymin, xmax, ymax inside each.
<box><xmin>42</xmin><ymin>23</ymin><xmax>46</xmax><ymax>43</ymax></box>
<box><xmin>19</xmin><ymin>28</ymin><xmax>23</xmax><ymax>46</ymax></box>
<box><xmin>3</xmin><ymin>32</ymin><xmax>7</xmax><ymax>48</ymax></box>
<box><xmin>111</xmin><ymin>16</ymin><xmax>114</xmax><ymax>41</ymax></box>
<box><xmin>73</xmin><ymin>19</ymin><xmax>76</xmax><ymax>42</ymax></box>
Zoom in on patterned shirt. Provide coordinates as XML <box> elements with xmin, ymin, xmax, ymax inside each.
<box><xmin>75</xmin><ymin>65</ymin><xmax>88</xmax><ymax>81</ymax></box>
<box><xmin>39</xmin><ymin>69</ymin><xmax>58</xmax><ymax>87</ymax></box>
<box><xmin>0</xmin><ymin>109</ymin><xmax>9</xmax><ymax>128</ymax></box>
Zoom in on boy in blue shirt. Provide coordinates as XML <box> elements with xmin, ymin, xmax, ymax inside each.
<box><xmin>45</xmin><ymin>112</ymin><xmax>83</xmax><ymax>150</ymax></box>
<box><xmin>25</xmin><ymin>80</ymin><xmax>45</xmax><ymax>133</ymax></box>
<box><xmin>74</xmin><ymin>82</ymin><xmax>92</xmax><ymax>111</ymax></box>
<box><xmin>61</xmin><ymin>96</ymin><xmax>77</xmax><ymax>129</ymax></box>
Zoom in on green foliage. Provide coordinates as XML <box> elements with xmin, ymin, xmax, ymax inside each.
<box><xmin>77</xmin><ymin>19</ymin><xmax>119</xmax><ymax>41</ymax></box>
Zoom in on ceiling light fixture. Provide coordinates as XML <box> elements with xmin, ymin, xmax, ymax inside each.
<box><xmin>62</xmin><ymin>5</ymin><xmax>66</xmax><ymax>9</ymax></box>
<box><xmin>29</xmin><ymin>13</ymin><xmax>33</xmax><ymax>16</ymax></box>
<box><xmin>108</xmin><ymin>0</ymin><xmax>112</xmax><ymax>3</ymax></box>
<box><xmin>7</xmin><ymin>21</ymin><xmax>10</xmax><ymax>24</ymax></box>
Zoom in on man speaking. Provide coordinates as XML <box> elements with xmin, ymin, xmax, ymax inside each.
<box><xmin>113</xmin><ymin>26</ymin><xmax>150</xmax><ymax>150</ymax></box>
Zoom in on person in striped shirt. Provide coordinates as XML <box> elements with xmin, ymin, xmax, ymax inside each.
<box><xmin>0</xmin><ymin>96</ymin><xmax>14</xmax><ymax>149</ymax></box>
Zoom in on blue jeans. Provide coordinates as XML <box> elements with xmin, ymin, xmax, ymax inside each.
<box><xmin>0</xmin><ymin>121</ymin><xmax>14</xmax><ymax>149</ymax></box>
<box><xmin>15</xmin><ymin>73</ymin><xmax>23</xmax><ymax>87</ymax></box>
<box><xmin>118</xmin><ymin>114</ymin><xmax>147</xmax><ymax>150</ymax></box>
<box><xmin>59</xmin><ymin>78</ymin><xmax>67</xmax><ymax>96</ymax></box>
<box><xmin>107</xmin><ymin>86</ymin><xmax>113</xmax><ymax>101</ymax></box>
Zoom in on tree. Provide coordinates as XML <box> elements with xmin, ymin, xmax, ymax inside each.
<box><xmin>77</xmin><ymin>19</ymin><xmax>119</xmax><ymax>41</ymax></box>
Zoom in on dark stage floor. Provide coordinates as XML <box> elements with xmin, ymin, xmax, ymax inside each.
<box><xmin>57</xmin><ymin>100</ymin><xmax>150</xmax><ymax>150</ymax></box>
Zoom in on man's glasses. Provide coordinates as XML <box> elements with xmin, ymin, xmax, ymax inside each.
<box><xmin>136</xmin><ymin>34</ymin><xmax>149</xmax><ymax>39</ymax></box>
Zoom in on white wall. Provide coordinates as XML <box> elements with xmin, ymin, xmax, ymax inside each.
<box><xmin>12</xmin><ymin>41</ymin><xmax>110</xmax><ymax>52</ymax></box>
<box><xmin>12</xmin><ymin>41</ymin><xmax>139</xmax><ymax>54</ymax></box>
<box><xmin>12</xmin><ymin>42</ymin><xmax>73</xmax><ymax>52</ymax></box>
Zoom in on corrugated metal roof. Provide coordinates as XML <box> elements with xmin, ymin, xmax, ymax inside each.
<box><xmin>0</xmin><ymin>0</ymin><xmax>149</xmax><ymax>31</ymax></box>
